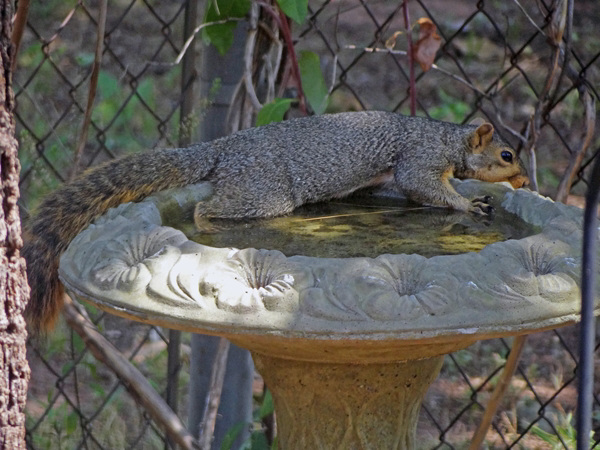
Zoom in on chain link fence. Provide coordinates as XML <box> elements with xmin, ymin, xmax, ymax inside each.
<box><xmin>17</xmin><ymin>0</ymin><xmax>599</xmax><ymax>448</ymax></box>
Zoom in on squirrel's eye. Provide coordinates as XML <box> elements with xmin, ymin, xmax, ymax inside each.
<box><xmin>501</xmin><ymin>150</ymin><xmax>513</xmax><ymax>163</ymax></box>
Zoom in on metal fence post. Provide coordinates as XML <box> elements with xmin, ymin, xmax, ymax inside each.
<box><xmin>187</xmin><ymin>8</ymin><xmax>254</xmax><ymax>449</ymax></box>
<box><xmin>577</xmin><ymin>155</ymin><xmax>600</xmax><ymax>449</ymax></box>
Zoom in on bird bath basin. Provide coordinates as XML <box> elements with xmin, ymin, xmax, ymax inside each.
<box><xmin>59</xmin><ymin>179</ymin><xmax>598</xmax><ymax>449</ymax></box>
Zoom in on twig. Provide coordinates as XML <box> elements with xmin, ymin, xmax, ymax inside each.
<box><xmin>70</xmin><ymin>0</ymin><xmax>107</xmax><ymax>180</ymax></box>
<box><xmin>555</xmin><ymin>89</ymin><xmax>596</xmax><ymax>202</ymax></box>
<box><xmin>512</xmin><ymin>0</ymin><xmax>547</xmax><ymax>36</ymax></box>
<box><xmin>227</xmin><ymin>3</ymin><xmax>284</xmax><ymax>132</ymax></box>
<box><xmin>430</xmin><ymin>63</ymin><xmax>489</xmax><ymax>98</ymax></box>
<box><xmin>198</xmin><ymin>338</ymin><xmax>231</xmax><ymax>450</ymax></box>
<box><xmin>489</xmin><ymin>101</ymin><xmax>528</xmax><ymax>144</ymax></box>
<box><xmin>61</xmin><ymin>296</ymin><xmax>199</xmax><ymax>450</ymax></box>
<box><xmin>45</xmin><ymin>2</ymin><xmax>81</xmax><ymax>48</ymax></box>
<box><xmin>343</xmin><ymin>44</ymin><xmax>408</xmax><ymax>56</ymax></box>
<box><xmin>469</xmin><ymin>335</ymin><xmax>527</xmax><ymax>450</ymax></box>
<box><xmin>522</xmin><ymin>1</ymin><xmax>567</xmax><ymax>192</ymax></box>
<box><xmin>525</xmin><ymin>115</ymin><xmax>540</xmax><ymax>191</ymax></box>
<box><xmin>298</xmin><ymin>208</ymin><xmax>422</xmax><ymax>222</ymax></box>
<box><xmin>261</xmin><ymin>21</ymin><xmax>283</xmax><ymax>103</ymax></box>
<box><xmin>256</xmin><ymin>1</ymin><xmax>307</xmax><ymax>115</ymax></box>
<box><xmin>10</xmin><ymin>0</ymin><xmax>30</xmax><ymax>71</ymax></box>
<box><xmin>278</xmin><ymin>9</ymin><xmax>307</xmax><ymax>115</ymax></box>
<box><xmin>547</xmin><ymin>0</ymin><xmax>572</xmax><ymax>111</ymax></box>
<box><xmin>175</xmin><ymin>18</ymin><xmax>243</xmax><ymax>66</ymax></box>
<box><xmin>402</xmin><ymin>0</ymin><xmax>416</xmax><ymax>115</ymax></box>
<box><xmin>243</xmin><ymin>4</ymin><xmax>263</xmax><ymax>111</ymax></box>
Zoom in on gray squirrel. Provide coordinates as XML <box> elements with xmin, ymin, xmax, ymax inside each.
<box><xmin>22</xmin><ymin>111</ymin><xmax>529</xmax><ymax>333</ymax></box>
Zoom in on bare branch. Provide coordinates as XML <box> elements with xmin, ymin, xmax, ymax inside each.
<box><xmin>198</xmin><ymin>338</ymin><xmax>231</xmax><ymax>449</ymax></box>
<box><xmin>343</xmin><ymin>44</ymin><xmax>408</xmax><ymax>56</ymax></box>
<box><xmin>430</xmin><ymin>64</ymin><xmax>489</xmax><ymax>98</ymax></box>
<box><xmin>402</xmin><ymin>0</ymin><xmax>416</xmax><ymax>115</ymax></box>
<box><xmin>243</xmin><ymin>4</ymin><xmax>263</xmax><ymax>111</ymax></box>
<box><xmin>511</xmin><ymin>0</ymin><xmax>547</xmax><ymax>36</ymax></box>
<box><xmin>70</xmin><ymin>0</ymin><xmax>107</xmax><ymax>180</ymax></box>
<box><xmin>10</xmin><ymin>0</ymin><xmax>30</xmax><ymax>71</ymax></box>
<box><xmin>521</xmin><ymin>2</ymin><xmax>566</xmax><ymax>192</ymax></box>
<box><xmin>256</xmin><ymin>1</ymin><xmax>307</xmax><ymax>115</ymax></box>
<box><xmin>469</xmin><ymin>336</ymin><xmax>527</xmax><ymax>450</ymax></box>
<box><xmin>45</xmin><ymin>3</ymin><xmax>80</xmax><ymax>47</ymax></box>
<box><xmin>62</xmin><ymin>296</ymin><xmax>199</xmax><ymax>450</ymax></box>
<box><xmin>556</xmin><ymin>89</ymin><xmax>596</xmax><ymax>202</ymax></box>
<box><xmin>175</xmin><ymin>18</ymin><xmax>244</xmax><ymax>66</ymax></box>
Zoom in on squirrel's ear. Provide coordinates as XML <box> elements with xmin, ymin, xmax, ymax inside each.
<box><xmin>468</xmin><ymin>117</ymin><xmax>487</xmax><ymax>126</ymax></box>
<box><xmin>470</xmin><ymin>123</ymin><xmax>494</xmax><ymax>152</ymax></box>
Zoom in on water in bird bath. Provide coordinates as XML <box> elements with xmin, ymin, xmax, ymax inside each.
<box><xmin>170</xmin><ymin>195</ymin><xmax>540</xmax><ymax>259</ymax></box>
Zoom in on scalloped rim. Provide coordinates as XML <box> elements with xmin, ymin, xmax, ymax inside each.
<box><xmin>59</xmin><ymin>180</ymin><xmax>598</xmax><ymax>348</ymax></box>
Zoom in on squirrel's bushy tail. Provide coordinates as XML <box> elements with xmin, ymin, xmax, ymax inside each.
<box><xmin>23</xmin><ymin>146</ymin><xmax>214</xmax><ymax>334</ymax></box>
<box><xmin>23</xmin><ymin>232</ymin><xmax>66</xmax><ymax>334</ymax></box>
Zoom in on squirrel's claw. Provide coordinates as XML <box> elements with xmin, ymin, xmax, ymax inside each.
<box><xmin>470</xmin><ymin>195</ymin><xmax>495</xmax><ymax>215</ymax></box>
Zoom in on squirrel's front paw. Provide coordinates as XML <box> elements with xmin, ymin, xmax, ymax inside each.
<box><xmin>469</xmin><ymin>195</ymin><xmax>494</xmax><ymax>215</ymax></box>
<box><xmin>194</xmin><ymin>216</ymin><xmax>224</xmax><ymax>234</ymax></box>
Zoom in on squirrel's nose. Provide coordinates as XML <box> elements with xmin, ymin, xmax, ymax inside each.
<box><xmin>508</xmin><ymin>174</ymin><xmax>529</xmax><ymax>189</ymax></box>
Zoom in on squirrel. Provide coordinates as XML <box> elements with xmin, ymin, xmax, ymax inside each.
<box><xmin>22</xmin><ymin>111</ymin><xmax>529</xmax><ymax>334</ymax></box>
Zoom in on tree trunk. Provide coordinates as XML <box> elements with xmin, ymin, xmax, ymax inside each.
<box><xmin>0</xmin><ymin>0</ymin><xmax>31</xmax><ymax>448</ymax></box>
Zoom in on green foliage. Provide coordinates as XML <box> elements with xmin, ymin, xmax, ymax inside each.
<box><xmin>221</xmin><ymin>422</ymin><xmax>248</xmax><ymax>450</ymax></box>
<box><xmin>201</xmin><ymin>1</ymin><xmax>326</xmax><ymax>117</ymax></box>
<box><xmin>256</xmin><ymin>98</ymin><xmax>294</xmax><ymax>126</ymax></box>
<box><xmin>18</xmin><ymin>42</ymin><xmax>45</xmax><ymax>69</ymax></box>
<box><xmin>246</xmin><ymin>431</ymin><xmax>271</xmax><ymax>450</ymax></box>
<box><xmin>18</xmin><ymin>54</ymin><xmax>183</xmax><ymax>209</ymax></box>
<box><xmin>530</xmin><ymin>411</ymin><xmax>594</xmax><ymax>449</ymax></box>
<box><xmin>203</xmin><ymin>0</ymin><xmax>251</xmax><ymax>55</ymax></box>
<box><xmin>256</xmin><ymin>389</ymin><xmax>275</xmax><ymax>419</ymax></box>
<box><xmin>93</xmin><ymin>70</ymin><xmax>165</xmax><ymax>153</ymax></box>
<box><xmin>429</xmin><ymin>89</ymin><xmax>470</xmax><ymax>122</ymax></box>
<box><xmin>298</xmin><ymin>51</ymin><xmax>329</xmax><ymax>115</ymax></box>
<box><xmin>276</xmin><ymin>0</ymin><xmax>308</xmax><ymax>24</ymax></box>
<box><xmin>537</xmin><ymin>167</ymin><xmax>561</xmax><ymax>191</ymax></box>
<box><xmin>27</xmin><ymin>400</ymin><xmax>83</xmax><ymax>449</ymax></box>
<box><xmin>222</xmin><ymin>389</ymin><xmax>277</xmax><ymax>450</ymax></box>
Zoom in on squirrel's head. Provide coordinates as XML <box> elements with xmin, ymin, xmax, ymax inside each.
<box><xmin>464</xmin><ymin>123</ymin><xmax>529</xmax><ymax>189</ymax></box>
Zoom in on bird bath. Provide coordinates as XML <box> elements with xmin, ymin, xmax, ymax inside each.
<box><xmin>59</xmin><ymin>180</ymin><xmax>598</xmax><ymax>449</ymax></box>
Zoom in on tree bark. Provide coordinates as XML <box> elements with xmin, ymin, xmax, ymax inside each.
<box><xmin>0</xmin><ymin>0</ymin><xmax>30</xmax><ymax>448</ymax></box>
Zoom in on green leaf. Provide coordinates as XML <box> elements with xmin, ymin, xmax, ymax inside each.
<box><xmin>72</xmin><ymin>332</ymin><xmax>86</xmax><ymax>353</ymax></box>
<box><xmin>203</xmin><ymin>0</ymin><xmax>251</xmax><ymax>55</ymax></box>
<box><xmin>61</xmin><ymin>361</ymin><xmax>75</xmax><ymax>376</ymax></box>
<box><xmin>277</xmin><ymin>0</ymin><xmax>308</xmax><ymax>24</ymax></box>
<box><xmin>249</xmin><ymin>431</ymin><xmax>270</xmax><ymax>450</ymax></box>
<box><xmin>66</xmin><ymin>411</ymin><xmax>78</xmax><ymax>435</ymax></box>
<box><xmin>298</xmin><ymin>51</ymin><xmax>328</xmax><ymax>115</ymax></box>
<box><xmin>75</xmin><ymin>52</ymin><xmax>95</xmax><ymax>67</ymax></box>
<box><xmin>256</xmin><ymin>98</ymin><xmax>293</xmax><ymax>126</ymax></box>
<box><xmin>97</xmin><ymin>71</ymin><xmax>119</xmax><ymax>98</ymax></box>
<box><xmin>220</xmin><ymin>422</ymin><xmax>247</xmax><ymax>450</ymax></box>
<box><xmin>258</xmin><ymin>389</ymin><xmax>275</xmax><ymax>419</ymax></box>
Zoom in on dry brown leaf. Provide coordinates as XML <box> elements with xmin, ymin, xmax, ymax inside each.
<box><xmin>385</xmin><ymin>30</ymin><xmax>403</xmax><ymax>50</ymax></box>
<box><xmin>413</xmin><ymin>17</ymin><xmax>441</xmax><ymax>72</ymax></box>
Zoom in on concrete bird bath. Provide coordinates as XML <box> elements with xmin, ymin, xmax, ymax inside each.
<box><xmin>59</xmin><ymin>179</ymin><xmax>598</xmax><ymax>449</ymax></box>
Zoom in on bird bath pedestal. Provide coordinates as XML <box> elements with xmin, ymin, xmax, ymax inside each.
<box><xmin>59</xmin><ymin>180</ymin><xmax>598</xmax><ymax>449</ymax></box>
